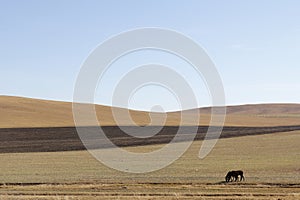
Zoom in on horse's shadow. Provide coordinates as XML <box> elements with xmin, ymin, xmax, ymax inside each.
<box><xmin>214</xmin><ymin>181</ymin><xmax>245</xmax><ymax>185</ymax></box>
<box><xmin>215</xmin><ymin>181</ymin><xmax>227</xmax><ymax>184</ymax></box>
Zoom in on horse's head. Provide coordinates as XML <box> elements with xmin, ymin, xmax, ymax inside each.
<box><xmin>225</xmin><ymin>171</ymin><xmax>233</xmax><ymax>182</ymax></box>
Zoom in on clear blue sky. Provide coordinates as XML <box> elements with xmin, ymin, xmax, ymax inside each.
<box><xmin>1</xmin><ymin>0</ymin><xmax>300</xmax><ymax>111</ymax></box>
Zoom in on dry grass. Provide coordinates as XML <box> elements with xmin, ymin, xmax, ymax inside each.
<box><xmin>1</xmin><ymin>96</ymin><xmax>300</xmax><ymax>128</ymax></box>
<box><xmin>0</xmin><ymin>183</ymin><xmax>299</xmax><ymax>199</ymax></box>
<box><xmin>1</xmin><ymin>96</ymin><xmax>299</xmax><ymax>198</ymax></box>
<box><xmin>0</xmin><ymin>131</ymin><xmax>299</xmax><ymax>183</ymax></box>
<box><xmin>0</xmin><ymin>131</ymin><xmax>299</xmax><ymax>199</ymax></box>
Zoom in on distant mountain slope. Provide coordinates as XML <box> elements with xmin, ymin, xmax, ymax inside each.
<box><xmin>226</xmin><ymin>103</ymin><xmax>300</xmax><ymax>115</ymax></box>
<box><xmin>0</xmin><ymin>96</ymin><xmax>300</xmax><ymax>128</ymax></box>
<box><xmin>195</xmin><ymin>104</ymin><xmax>300</xmax><ymax>115</ymax></box>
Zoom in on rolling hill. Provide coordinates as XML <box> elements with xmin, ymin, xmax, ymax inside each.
<box><xmin>1</xmin><ymin>95</ymin><xmax>300</xmax><ymax>128</ymax></box>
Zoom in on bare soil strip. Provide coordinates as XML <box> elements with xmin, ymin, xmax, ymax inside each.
<box><xmin>0</xmin><ymin>183</ymin><xmax>299</xmax><ymax>200</ymax></box>
<box><xmin>0</xmin><ymin>125</ymin><xmax>300</xmax><ymax>153</ymax></box>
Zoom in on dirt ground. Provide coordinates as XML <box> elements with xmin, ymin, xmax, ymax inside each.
<box><xmin>0</xmin><ymin>125</ymin><xmax>300</xmax><ymax>153</ymax></box>
<box><xmin>0</xmin><ymin>182</ymin><xmax>299</xmax><ymax>199</ymax></box>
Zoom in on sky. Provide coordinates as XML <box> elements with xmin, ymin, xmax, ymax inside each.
<box><xmin>0</xmin><ymin>0</ymin><xmax>300</xmax><ymax>111</ymax></box>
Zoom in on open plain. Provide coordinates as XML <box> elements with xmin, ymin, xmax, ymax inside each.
<box><xmin>0</xmin><ymin>96</ymin><xmax>299</xmax><ymax>199</ymax></box>
<box><xmin>0</xmin><ymin>130</ymin><xmax>299</xmax><ymax>199</ymax></box>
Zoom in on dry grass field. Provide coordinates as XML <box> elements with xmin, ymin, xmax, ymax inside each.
<box><xmin>1</xmin><ymin>96</ymin><xmax>300</xmax><ymax>128</ymax></box>
<box><xmin>1</xmin><ymin>183</ymin><xmax>299</xmax><ymax>199</ymax></box>
<box><xmin>0</xmin><ymin>131</ymin><xmax>299</xmax><ymax>199</ymax></box>
<box><xmin>0</xmin><ymin>96</ymin><xmax>299</xmax><ymax>199</ymax></box>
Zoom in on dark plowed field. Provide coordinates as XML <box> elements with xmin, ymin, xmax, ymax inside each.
<box><xmin>0</xmin><ymin>125</ymin><xmax>300</xmax><ymax>153</ymax></box>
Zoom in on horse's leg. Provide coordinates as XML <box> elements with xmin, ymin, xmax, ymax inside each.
<box><xmin>234</xmin><ymin>175</ymin><xmax>238</xmax><ymax>181</ymax></box>
<box><xmin>241</xmin><ymin>175</ymin><xmax>245</xmax><ymax>181</ymax></box>
<box><xmin>240</xmin><ymin>172</ymin><xmax>244</xmax><ymax>181</ymax></box>
<box><xmin>228</xmin><ymin>176</ymin><xmax>232</xmax><ymax>182</ymax></box>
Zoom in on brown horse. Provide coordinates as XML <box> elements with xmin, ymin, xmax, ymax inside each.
<box><xmin>225</xmin><ymin>170</ymin><xmax>245</xmax><ymax>182</ymax></box>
